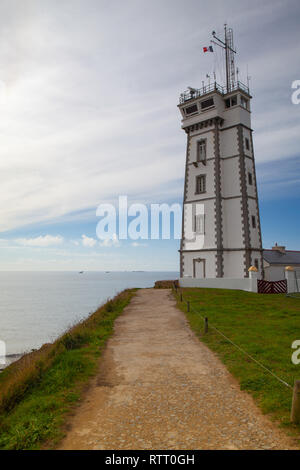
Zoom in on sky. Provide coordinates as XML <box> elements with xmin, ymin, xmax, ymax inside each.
<box><xmin>0</xmin><ymin>0</ymin><xmax>299</xmax><ymax>271</ymax></box>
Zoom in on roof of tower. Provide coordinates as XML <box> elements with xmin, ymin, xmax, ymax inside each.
<box><xmin>179</xmin><ymin>81</ymin><xmax>251</xmax><ymax>105</ymax></box>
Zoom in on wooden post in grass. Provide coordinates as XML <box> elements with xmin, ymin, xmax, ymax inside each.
<box><xmin>180</xmin><ymin>292</ymin><xmax>183</xmax><ymax>302</ymax></box>
<box><xmin>204</xmin><ymin>317</ymin><xmax>208</xmax><ymax>334</ymax></box>
<box><xmin>187</xmin><ymin>301</ymin><xmax>190</xmax><ymax>312</ymax></box>
<box><xmin>291</xmin><ymin>380</ymin><xmax>300</xmax><ymax>424</ymax></box>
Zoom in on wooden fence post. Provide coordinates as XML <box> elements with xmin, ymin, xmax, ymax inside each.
<box><xmin>204</xmin><ymin>317</ymin><xmax>208</xmax><ymax>334</ymax></box>
<box><xmin>187</xmin><ymin>301</ymin><xmax>190</xmax><ymax>312</ymax></box>
<box><xmin>180</xmin><ymin>292</ymin><xmax>183</xmax><ymax>302</ymax></box>
<box><xmin>291</xmin><ymin>380</ymin><xmax>300</xmax><ymax>424</ymax></box>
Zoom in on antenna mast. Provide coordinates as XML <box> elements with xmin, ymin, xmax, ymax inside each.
<box><xmin>211</xmin><ymin>24</ymin><xmax>236</xmax><ymax>93</ymax></box>
<box><xmin>227</xmin><ymin>27</ymin><xmax>236</xmax><ymax>90</ymax></box>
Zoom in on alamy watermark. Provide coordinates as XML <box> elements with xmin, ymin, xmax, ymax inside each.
<box><xmin>96</xmin><ymin>196</ymin><xmax>204</xmax><ymax>246</ymax></box>
<box><xmin>291</xmin><ymin>80</ymin><xmax>300</xmax><ymax>104</ymax></box>
<box><xmin>291</xmin><ymin>340</ymin><xmax>300</xmax><ymax>365</ymax></box>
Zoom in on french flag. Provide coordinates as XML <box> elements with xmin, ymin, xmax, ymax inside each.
<box><xmin>203</xmin><ymin>46</ymin><xmax>213</xmax><ymax>53</ymax></box>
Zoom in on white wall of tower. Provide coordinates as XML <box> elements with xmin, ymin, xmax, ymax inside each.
<box><xmin>222</xmin><ymin>198</ymin><xmax>243</xmax><ymax>248</ymax></box>
<box><xmin>179</xmin><ymin>89</ymin><xmax>263</xmax><ymax>280</ymax></box>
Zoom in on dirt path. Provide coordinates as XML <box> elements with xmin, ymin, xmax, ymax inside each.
<box><xmin>59</xmin><ymin>289</ymin><xmax>297</xmax><ymax>450</ymax></box>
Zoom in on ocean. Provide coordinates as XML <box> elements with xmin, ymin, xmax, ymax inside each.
<box><xmin>0</xmin><ymin>271</ymin><xmax>178</xmax><ymax>368</ymax></box>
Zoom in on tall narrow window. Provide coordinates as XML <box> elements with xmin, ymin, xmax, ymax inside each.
<box><xmin>195</xmin><ymin>175</ymin><xmax>206</xmax><ymax>194</ymax></box>
<box><xmin>231</xmin><ymin>95</ymin><xmax>237</xmax><ymax>106</ymax></box>
<box><xmin>252</xmin><ymin>215</ymin><xmax>256</xmax><ymax>228</ymax></box>
<box><xmin>248</xmin><ymin>172</ymin><xmax>253</xmax><ymax>185</ymax></box>
<box><xmin>197</xmin><ymin>140</ymin><xmax>206</xmax><ymax>163</ymax></box>
<box><xmin>254</xmin><ymin>258</ymin><xmax>259</xmax><ymax>270</ymax></box>
<box><xmin>241</xmin><ymin>96</ymin><xmax>248</xmax><ymax>109</ymax></box>
<box><xmin>194</xmin><ymin>214</ymin><xmax>205</xmax><ymax>234</ymax></box>
<box><xmin>245</xmin><ymin>137</ymin><xmax>250</xmax><ymax>150</ymax></box>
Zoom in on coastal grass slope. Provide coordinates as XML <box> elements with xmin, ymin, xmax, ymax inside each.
<box><xmin>0</xmin><ymin>288</ymin><xmax>136</xmax><ymax>450</ymax></box>
<box><xmin>176</xmin><ymin>288</ymin><xmax>300</xmax><ymax>442</ymax></box>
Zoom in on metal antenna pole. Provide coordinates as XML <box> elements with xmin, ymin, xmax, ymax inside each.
<box><xmin>211</xmin><ymin>25</ymin><xmax>236</xmax><ymax>94</ymax></box>
<box><xmin>228</xmin><ymin>28</ymin><xmax>236</xmax><ymax>89</ymax></box>
<box><xmin>225</xmin><ymin>24</ymin><xmax>230</xmax><ymax>93</ymax></box>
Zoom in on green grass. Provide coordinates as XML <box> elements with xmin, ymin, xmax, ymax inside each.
<box><xmin>287</xmin><ymin>293</ymin><xmax>300</xmax><ymax>299</ymax></box>
<box><xmin>175</xmin><ymin>288</ymin><xmax>300</xmax><ymax>442</ymax></box>
<box><xmin>0</xmin><ymin>289</ymin><xmax>136</xmax><ymax>450</ymax></box>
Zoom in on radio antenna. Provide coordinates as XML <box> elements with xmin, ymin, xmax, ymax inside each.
<box><xmin>211</xmin><ymin>24</ymin><xmax>236</xmax><ymax>93</ymax></box>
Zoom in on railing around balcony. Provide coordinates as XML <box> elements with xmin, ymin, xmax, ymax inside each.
<box><xmin>179</xmin><ymin>81</ymin><xmax>250</xmax><ymax>104</ymax></box>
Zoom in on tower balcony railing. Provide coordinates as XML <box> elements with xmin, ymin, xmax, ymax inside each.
<box><xmin>179</xmin><ymin>80</ymin><xmax>250</xmax><ymax>104</ymax></box>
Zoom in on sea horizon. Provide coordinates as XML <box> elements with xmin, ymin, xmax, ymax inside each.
<box><xmin>0</xmin><ymin>270</ymin><xmax>179</xmax><ymax>369</ymax></box>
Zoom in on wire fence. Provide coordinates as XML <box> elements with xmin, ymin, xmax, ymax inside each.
<box><xmin>173</xmin><ymin>284</ymin><xmax>293</xmax><ymax>391</ymax></box>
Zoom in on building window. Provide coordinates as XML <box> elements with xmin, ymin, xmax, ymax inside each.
<box><xmin>197</xmin><ymin>140</ymin><xmax>206</xmax><ymax>163</ymax></box>
<box><xmin>195</xmin><ymin>175</ymin><xmax>206</xmax><ymax>194</ymax></box>
<box><xmin>248</xmin><ymin>172</ymin><xmax>253</xmax><ymax>185</ymax></box>
<box><xmin>245</xmin><ymin>137</ymin><xmax>250</xmax><ymax>150</ymax></box>
<box><xmin>254</xmin><ymin>258</ymin><xmax>259</xmax><ymax>270</ymax></box>
<box><xmin>200</xmin><ymin>98</ymin><xmax>214</xmax><ymax>110</ymax></box>
<box><xmin>194</xmin><ymin>214</ymin><xmax>205</xmax><ymax>234</ymax></box>
<box><xmin>185</xmin><ymin>104</ymin><xmax>198</xmax><ymax>115</ymax></box>
<box><xmin>241</xmin><ymin>96</ymin><xmax>248</xmax><ymax>109</ymax></box>
<box><xmin>252</xmin><ymin>215</ymin><xmax>256</xmax><ymax>228</ymax></box>
<box><xmin>225</xmin><ymin>95</ymin><xmax>238</xmax><ymax>108</ymax></box>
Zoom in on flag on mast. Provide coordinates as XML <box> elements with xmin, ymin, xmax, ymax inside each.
<box><xmin>203</xmin><ymin>46</ymin><xmax>213</xmax><ymax>53</ymax></box>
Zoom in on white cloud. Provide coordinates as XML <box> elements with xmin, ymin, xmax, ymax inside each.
<box><xmin>131</xmin><ymin>242</ymin><xmax>148</xmax><ymax>247</ymax></box>
<box><xmin>81</xmin><ymin>234</ymin><xmax>97</xmax><ymax>248</ymax></box>
<box><xmin>15</xmin><ymin>234</ymin><xmax>64</xmax><ymax>247</ymax></box>
<box><xmin>0</xmin><ymin>0</ymin><xmax>299</xmax><ymax>235</ymax></box>
<box><xmin>99</xmin><ymin>233</ymin><xmax>120</xmax><ymax>248</ymax></box>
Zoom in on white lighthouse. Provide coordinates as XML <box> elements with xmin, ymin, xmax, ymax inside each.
<box><xmin>179</xmin><ymin>26</ymin><xmax>263</xmax><ymax>285</ymax></box>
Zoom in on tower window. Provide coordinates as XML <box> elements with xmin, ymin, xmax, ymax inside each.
<box><xmin>194</xmin><ymin>214</ymin><xmax>205</xmax><ymax>234</ymax></box>
<box><xmin>248</xmin><ymin>172</ymin><xmax>253</xmax><ymax>185</ymax></box>
<box><xmin>241</xmin><ymin>96</ymin><xmax>248</xmax><ymax>109</ymax></box>
<box><xmin>185</xmin><ymin>104</ymin><xmax>198</xmax><ymax>115</ymax></box>
<box><xmin>195</xmin><ymin>175</ymin><xmax>206</xmax><ymax>194</ymax></box>
<box><xmin>245</xmin><ymin>137</ymin><xmax>250</xmax><ymax>150</ymax></box>
<box><xmin>252</xmin><ymin>215</ymin><xmax>256</xmax><ymax>228</ymax></box>
<box><xmin>254</xmin><ymin>258</ymin><xmax>259</xmax><ymax>270</ymax></box>
<box><xmin>197</xmin><ymin>140</ymin><xmax>206</xmax><ymax>163</ymax></box>
<box><xmin>231</xmin><ymin>95</ymin><xmax>237</xmax><ymax>106</ymax></box>
<box><xmin>225</xmin><ymin>95</ymin><xmax>237</xmax><ymax>108</ymax></box>
<box><xmin>200</xmin><ymin>98</ymin><xmax>214</xmax><ymax>110</ymax></box>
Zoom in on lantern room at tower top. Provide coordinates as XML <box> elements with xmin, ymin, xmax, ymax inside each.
<box><xmin>178</xmin><ymin>24</ymin><xmax>252</xmax><ymax>134</ymax></box>
<box><xmin>178</xmin><ymin>80</ymin><xmax>252</xmax><ymax>133</ymax></box>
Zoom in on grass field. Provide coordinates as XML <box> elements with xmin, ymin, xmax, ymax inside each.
<box><xmin>0</xmin><ymin>289</ymin><xmax>136</xmax><ymax>450</ymax></box>
<box><xmin>287</xmin><ymin>293</ymin><xmax>300</xmax><ymax>299</ymax></box>
<box><xmin>176</xmin><ymin>288</ymin><xmax>300</xmax><ymax>441</ymax></box>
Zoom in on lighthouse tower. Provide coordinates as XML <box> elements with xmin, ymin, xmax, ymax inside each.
<box><xmin>179</xmin><ymin>26</ymin><xmax>263</xmax><ymax>282</ymax></box>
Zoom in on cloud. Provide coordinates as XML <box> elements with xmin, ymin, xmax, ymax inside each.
<box><xmin>0</xmin><ymin>0</ymin><xmax>299</xmax><ymax>235</ymax></box>
<box><xmin>99</xmin><ymin>233</ymin><xmax>120</xmax><ymax>248</ymax></box>
<box><xmin>15</xmin><ymin>234</ymin><xmax>64</xmax><ymax>247</ymax></box>
<box><xmin>81</xmin><ymin>234</ymin><xmax>97</xmax><ymax>247</ymax></box>
<box><xmin>131</xmin><ymin>242</ymin><xmax>148</xmax><ymax>247</ymax></box>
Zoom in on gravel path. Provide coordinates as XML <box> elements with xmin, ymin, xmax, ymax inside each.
<box><xmin>59</xmin><ymin>289</ymin><xmax>297</xmax><ymax>450</ymax></box>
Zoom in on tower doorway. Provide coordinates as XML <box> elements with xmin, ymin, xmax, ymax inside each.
<box><xmin>193</xmin><ymin>258</ymin><xmax>206</xmax><ymax>278</ymax></box>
